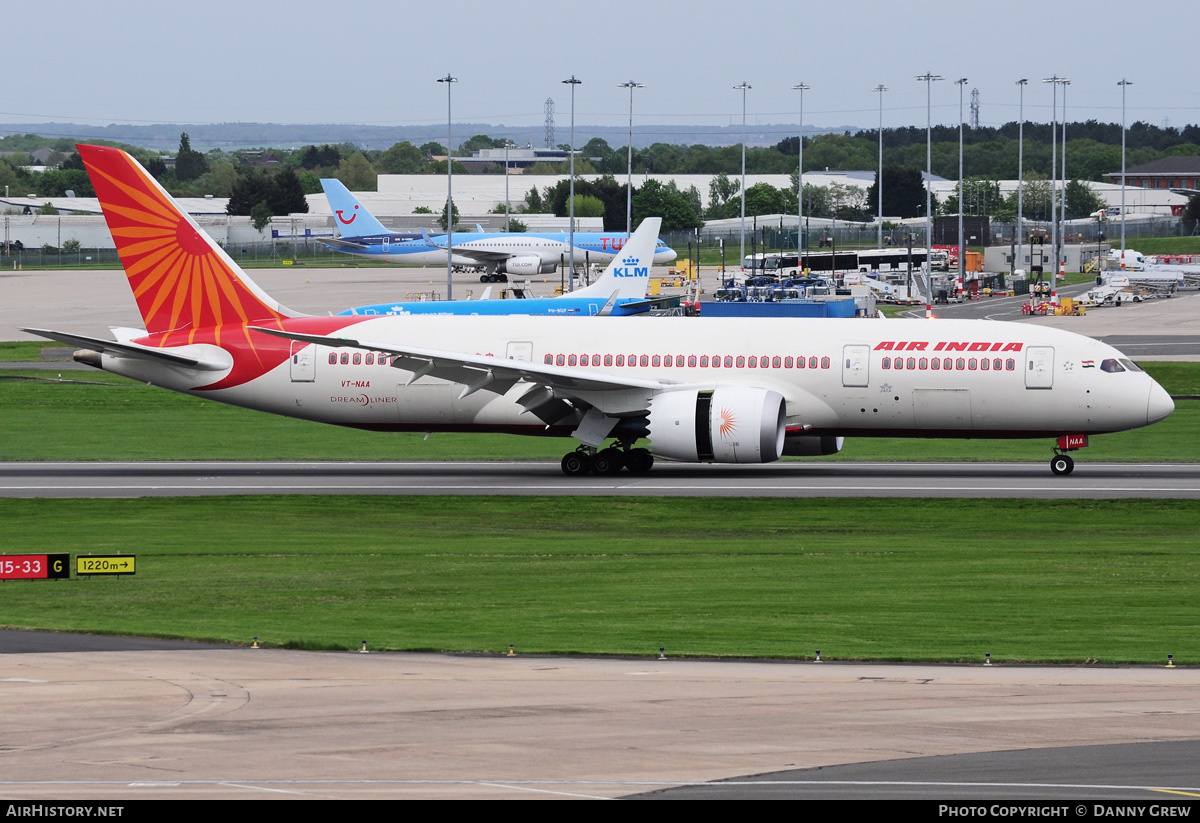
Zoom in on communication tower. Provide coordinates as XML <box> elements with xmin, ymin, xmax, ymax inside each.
<box><xmin>970</xmin><ymin>88</ymin><xmax>980</xmax><ymax>129</ymax></box>
<box><xmin>544</xmin><ymin>98</ymin><xmax>555</xmax><ymax>149</ymax></box>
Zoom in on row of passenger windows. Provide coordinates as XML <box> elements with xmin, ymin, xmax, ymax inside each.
<box><xmin>883</xmin><ymin>356</ymin><xmax>1016</xmax><ymax>372</ymax></box>
<box><xmin>543</xmin><ymin>353</ymin><xmax>833</xmax><ymax>370</ymax></box>
<box><xmin>321</xmin><ymin>350</ymin><xmax>1038</xmax><ymax>375</ymax></box>
<box><xmin>328</xmin><ymin>352</ymin><xmax>393</xmax><ymax>366</ymax></box>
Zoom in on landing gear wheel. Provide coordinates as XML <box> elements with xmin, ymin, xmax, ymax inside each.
<box><xmin>1050</xmin><ymin>454</ymin><xmax>1074</xmax><ymax>476</ymax></box>
<box><xmin>561</xmin><ymin>451</ymin><xmax>592</xmax><ymax>476</ymax></box>
<box><xmin>479</xmin><ymin>274</ymin><xmax>490</xmax><ymax>283</ymax></box>
<box><xmin>592</xmin><ymin>448</ymin><xmax>625</xmax><ymax>475</ymax></box>
<box><xmin>625</xmin><ymin>448</ymin><xmax>654</xmax><ymax>474</ymax></box>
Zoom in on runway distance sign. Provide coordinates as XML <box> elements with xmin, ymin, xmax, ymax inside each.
<box><xmin>76</xmin><ymin>555</ymin><xmax>136</xmax><ymax>576</ymax></box>
<box><xmin>1</xmin><ymin>554</ymin><xmax>70</xmax><ymax>580</ymax></box>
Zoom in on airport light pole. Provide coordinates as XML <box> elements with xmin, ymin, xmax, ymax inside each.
<box><xmin>956</xmin><ymin>78</ymin><xmax>967</xmax><ymax>290</ymax></box>
<box><xmin>916</xmin><ymin>72</ymin><xmax>942</xmax><ymax>316</ymax></box>
<box><xmin>873</xmin><ymin>84</ymin><xmax>886</xmax><ymax>249</ymax></box>
<box><xmin>1119</xmin><ymin>79</ymin><xmax>1132</xmax><ymax>257</ymax></box>
<box><xmin>503</xmin><ymin>140</ymin><xmax>515</xmax><ymax>232</ymax></box>
<box><xmin>735</xmin><ymin>82</ymin><xmax>751</xmax><ymax>265</ymax></box>
<box><xmin>793</xmin><ymin>83</ymin><xmax>809</xmax><ymax>256</ymax></box>
<box><xmin>563</xmin><ymin>75</ymin><xmax>581</xmax><ymax>290</ymax></box>
<box><xmin>1043</xmin><ymin>76</ymin><xmax>1063</xmax><ymax>300</ymax></box>
<box><xmin>1058</xmin><ymin>78</ymin><xmax>1070</xmax><ymax>280</ymax></box>
<box><xmin>1016</xmin><ymin>79</ymin><xmax>1027</xmax><ymax>279</ymax></box>
<box><xmin>437</xmin><ymin>74</ymin><xmax>457</xmax><ymax>299</ymax></box>
<box><xmin>619</xmin><ymin>80</ymin><xmax>643</xmax><ymax>236</ymax></box>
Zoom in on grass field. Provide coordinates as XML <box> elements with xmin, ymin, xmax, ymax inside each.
<box><xmin>2</xmin><ymin>348</ymin><xmax>1195</xmax><ymax>664</ymax></box>
<box><xmin>2</xmin><ymin>351</ymin><xmax>1195</xmax><ymax>463</ymax></box>
<box><xmin>1124</xmin><ymin>237</ymin><xmax>1200</xmax><ymax>256</ymax></box>
<box><xmin>1</xmin><ymin>497</ymin><xmax>1196</xmax><ymax>663</ymax></box>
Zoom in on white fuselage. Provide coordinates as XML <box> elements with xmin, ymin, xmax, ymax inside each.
<box><xmin>103</xmin><ymin>317</ymin><xmax>1172</xmax><ymax>444</ymax></box>
<box><xmin>372</xmin><ymin>236</ymin><xmax>677</xmax><ymax>268</ymax></box>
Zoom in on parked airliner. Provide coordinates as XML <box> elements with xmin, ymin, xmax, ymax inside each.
<box><xmin>320</xmin><ymin>178</ymin><xmax>677</xmax><ymax>279</ymax></box>
<box><xmin>26</xmin><ymin>146</ymin><xmax>1173</xmax><ymax>476</ymax></box>
<box><xmin>339</xmin><ymin>218</ymin><xmax>664</xmax><ymax>318</ymax></box>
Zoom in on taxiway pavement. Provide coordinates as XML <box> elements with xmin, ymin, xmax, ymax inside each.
<box><xmin>2</xmin><ymin>639</ymin><xmax>1197</xmax><ymax>801</ymax></box>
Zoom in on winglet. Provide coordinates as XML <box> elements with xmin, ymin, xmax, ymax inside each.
<box><xmin>320</xmin><ymin>179</ymin><xmax>390</xmax><ymax>238</ymax></box>
<box><xmin>596</xmin><ymin>291</ymin><xmax>619</xmax><ymax>316</ymax></box>
<box><xmin>573</xmin><ymin>217</ymin><xmax>661</xmax><ymax>300</ymax></box>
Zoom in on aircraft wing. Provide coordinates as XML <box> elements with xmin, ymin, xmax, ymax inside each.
<box><xmin>250</xmin><ymin>326</ymin><xmax>670</xmax><ymax>413</ymax></box>
<box><xmin>22</xmin><ymin>328</ymin><xmax>232</xmax><ymax>371</ymax></box>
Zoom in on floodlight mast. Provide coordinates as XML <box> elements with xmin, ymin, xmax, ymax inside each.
<box><xmin>956</xmin><ymin>78</ymin><xmax>968</xmax><ymax>289</ymax></box>
<box><xmin>1119</xmin><ymin>79</ymin><xmax>1132</xmax><ymax>256</ymax></box>
<box><xmin>562</xmin><ymin>75</ymin><xmax>581</xmax><ymax>289</ymax></box>
<box><xmin>437</xmin><ymin>74</ymin><xmax>457</xmax><ymax>299</ymax></box>
<box><xmin>619</xmin><ymin>81</ymin><xmax>643</xmax><ymax>236</ymax></box>
<box><xmin>734</xmin><ymin>82</ymin><xmax>751</xmax><ymax>265</ymax></box>
<box><xmin>1016</xmin><ymin>79</ymin><xmax>1027</xmax><ymax>279</ymax></box>
<box><xmin>873</xmin><ymin>84</ymin><xmax>887</xmax><ymax>249</ymax></box>
<box><xmin>916</xmin><ymin>72</ymin><xmax>943</xmax><ymax>317</ymax></box>
<box><xmin>793</xmin><ymin>83</ymin><xmax>810</xmax><ymax>256</ymax></box>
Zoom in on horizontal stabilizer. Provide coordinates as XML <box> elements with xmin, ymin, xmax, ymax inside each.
<box><xmin>21</xmin><ymin>328</ymin><xmax>231</xmax><ymax>371</ymax></box>
<box><xmin>616</xmin><ymin>295</ymin><xmax>679</xmax><ymax>312</ymax></box>
<box><xmin>322</xmin><ymin>237</ymin><xmax>371</xmax><ymax>251</ymax></box>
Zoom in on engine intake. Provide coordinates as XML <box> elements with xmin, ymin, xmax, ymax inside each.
<box><xmin>649</xmin><ymin>387</ymin><xmax>785</xmax><ymax>463</ymax></box>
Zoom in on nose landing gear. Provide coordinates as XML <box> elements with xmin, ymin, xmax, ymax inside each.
<box><xmin>1050</xmin><ymin>452</ymin><xmax>1074</xmax><ymax>476</ymax></box>
<box><xmin>1050</xmin><ymin>434</ymin><xmax>1088</xmax><ymax>476</ymax></box>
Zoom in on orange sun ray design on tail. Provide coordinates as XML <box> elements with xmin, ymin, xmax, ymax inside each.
<box><xmin>77</xmin><ymin>145</ymin><xmax>286</xmax><ymax>339</ymax></box>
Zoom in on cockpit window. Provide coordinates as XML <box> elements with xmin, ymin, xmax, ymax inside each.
<box><xmin>1118</xmin><ymin>359</ymin><xmax>1143</xmax><ymax>373</ymax></box>
<box><xmin>1100</xmin><ymin>359</ymin><xmax>1125</xmax><ymax>373</ymax></box>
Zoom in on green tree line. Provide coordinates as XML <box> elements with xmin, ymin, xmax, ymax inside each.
<box><xmin>3</xmin><ymin>120</ymin><xmax>1195</xmax><ymax>229</ymax></box>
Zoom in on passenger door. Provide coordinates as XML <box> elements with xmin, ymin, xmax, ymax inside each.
<box><xmin>1025</xmin><ymin>346</ymin><xmax>1054</xmax><ymax>389</ymax></box>
<box><xmin>289</xmin><ymin>341</ymin><xmax>315</xmax><ymax>382</ymax></box>
<box><xmin>842</xmin><ymin>344</ymin><xmax>870</xmax><ymax>388</ymax></box>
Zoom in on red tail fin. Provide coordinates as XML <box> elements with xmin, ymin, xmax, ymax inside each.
<box><xmin>77</xmin><ymin>144</ymin><xmax>289</xmax><ymax>335</ymax></box>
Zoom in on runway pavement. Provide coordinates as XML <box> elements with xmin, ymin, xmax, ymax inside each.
<box><xmin>2</xmin><ymin>460</ymin><xmax>1198</xmax><ymax>499</ymax></box>
<box><xmin>2</xmin><ymin>637</ymin><xmax>1198</xmax><ymax>801</ymax></box>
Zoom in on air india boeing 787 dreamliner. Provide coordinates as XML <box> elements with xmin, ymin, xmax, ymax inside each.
<box><xmin>25</xmin><ymin>145</ymin><xmax>1173</xmax><ymax>476</ymax></box>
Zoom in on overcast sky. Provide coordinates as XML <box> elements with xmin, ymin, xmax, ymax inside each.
<box><xmin>5</xmin><ymin>0</ymin><xmax>1196</xmax><ymax>143</ymax></box>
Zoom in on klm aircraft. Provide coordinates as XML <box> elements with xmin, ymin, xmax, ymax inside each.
<box><xmin>338</xmin><ymin>217</ymin><xmax>663</xmax><ymax>318</ymax></box>
<box><xmin>320</xmin><ymin>179</ymin><xmax>676</xmax><ymax>281</ymax></box>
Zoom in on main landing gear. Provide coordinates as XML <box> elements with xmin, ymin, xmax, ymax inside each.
<box><xmin>560</xmin><ymin>444</ymin><xmax>654</xmax><ymax>476</ymax></box>
<box><xmin>1049</xmin><ymin>434</ymin><xmax>1088</xmax><ymax>476</ymax></box>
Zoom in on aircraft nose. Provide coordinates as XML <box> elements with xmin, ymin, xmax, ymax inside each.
<box><xmin>1147</xmin><ymin>379</ymin><xmax>1174</xmax><ymax>425</ymax></box>
<box><xmin>660</xmin><ymin>249</ymin><xmax>677</xmax><ymax>264</ymax></box>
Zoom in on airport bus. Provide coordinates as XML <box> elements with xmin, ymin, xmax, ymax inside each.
<box><xmin>736</xmin><ymin>248</ymin><xmax>929</xmax><ymax>282</ymax></box>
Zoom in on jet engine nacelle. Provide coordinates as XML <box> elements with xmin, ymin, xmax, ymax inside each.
<box><xmin>782</xmin><ymin>435</ymin><xmax>844</xmax><ymax>456</ymax></box>
<box><xmin>502</xmin><ymin>256</ymin><xmax>556</xmax><ymax>276</ymax></box>
<box><xmin>648</xmin><ymin>387</ymin><xmax>786</xmax><ymax>463</ymax></box>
